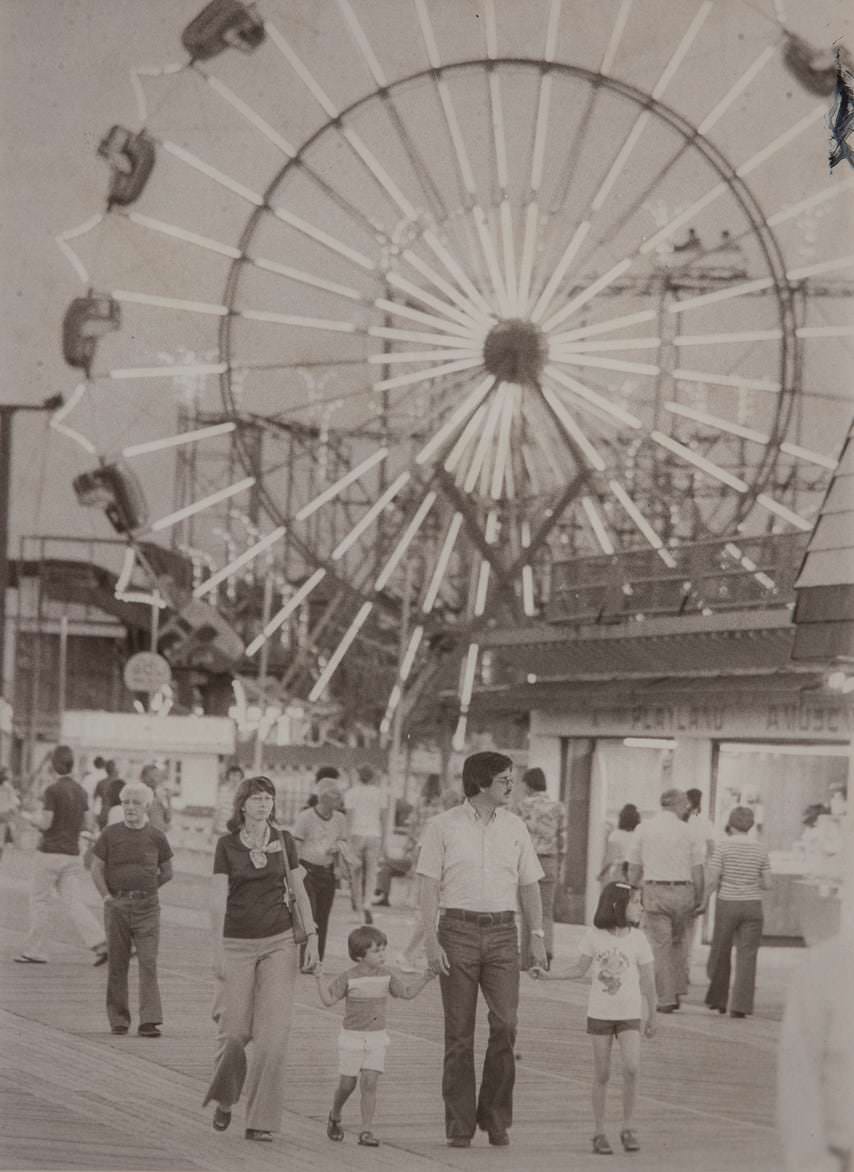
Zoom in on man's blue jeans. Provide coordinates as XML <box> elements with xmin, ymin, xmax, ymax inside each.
<box><xmin>437</xmin><ymin>915</ymin><xmax>519</xmax><ymax>1140</ymax></box>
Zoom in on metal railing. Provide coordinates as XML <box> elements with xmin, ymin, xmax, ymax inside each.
<box><xmin>546</xmin><ymin>532</ymin><xmax>810</xmax><ymax>624</ymax></box>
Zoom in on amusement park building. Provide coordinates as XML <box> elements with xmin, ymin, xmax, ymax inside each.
<box><xmin>467</xmin><ymin>427</ymin><xmax>854</xmax><ymax>940</ymax></box>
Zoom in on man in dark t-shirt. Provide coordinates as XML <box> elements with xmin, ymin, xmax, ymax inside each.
<box><xmin>94</xmin><ymin>760</ymin><xmax>124</xmax><ymax>829</ymax></box>
<box><xmin>91</xmin><ymin>780</ymin><xmax>173</xmax><ymax>1037</ymax></box>
<box><xmin>14</xmin><ymin>744</ymin><xmax>106</xmax><ymax>965</ymax></box>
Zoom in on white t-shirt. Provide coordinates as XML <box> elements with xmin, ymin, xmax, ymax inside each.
<box><xmin>579</xmin><ymin>926</ymin><xmax>654</xmax><ymax>1021</ymax></box>
<box><xmin>344</xmin><ymin>784</ymin><xmax>385</xmax><ymax>837</ymax></box>
<box><xmin>291</xmin><ymin>807</ymin><xmax>348</xmax><ymax>866</ymax></box>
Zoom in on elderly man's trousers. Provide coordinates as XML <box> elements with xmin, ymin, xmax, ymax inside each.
<box><xmin>437</xmin><ymin>916</ymin><xmax>519</xmax><ymax>1141</ymax></box>
<box><xmin>105</xmin><ymin>893</ymin><xmax>162</xmax><ymax>1029</ymax></box>
<box><xmin>641</xmin><ymin>884</ymin><xmax>696</xmax><ymax>1008</ymax></box>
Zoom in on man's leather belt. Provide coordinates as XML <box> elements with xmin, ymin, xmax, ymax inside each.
<box><xmin>111</xmin><ymin>889</ymin><xmax>154</xmax><ymax>899</ymax></box>
<box><xmin>442</xmin><ymin>908</ymin><xmax>515</xmax><ymax>925</ymax></box>
<box><xmin>645</xmin><ymin>880</ymin><xmax>691</xmax><ymax>886</ymax></box>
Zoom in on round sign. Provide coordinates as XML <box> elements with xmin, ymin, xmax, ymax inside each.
<box><xmin>123</xmin><ymin>651</ymin><xmax>172</xmax><ymax>694</ymax></box>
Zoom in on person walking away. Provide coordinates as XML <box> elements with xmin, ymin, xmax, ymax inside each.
<box><xmin>677</xmin><ymin>787</ymin><xmax>717</xmax><ymax>997</ymax></box>
<box><xmin>139</xmin><ymin>764</ymin><xmax>171</xmax><ymax>834</ymax></box>
<box><xmin>703</xmin><ymin>806</ymin><xmax>771</xmax><ymax>1017</ymax></box>
<box><xmin>417</xmin><ymin>751</ymin><xmax>546</xmax><ymax>1148</ymax></box>
<box><xmin>0</xmin><ymin>767</ymin><xmax>20</xmax><ymax>860</ymax></box>
<box><xmin>626</xmin><ymin>788</ymin><xmax>704</xmax><ymax>1013</ymax></box>
<box><xmin>94</xmin><ymin>760</ymin><xmax>125</xmax><ymax>830</ymax></box>
<box><xmin>531</xmin><ymin>881</ymin><xmax>656</xmax><ymax>1155</ymax></box>
<box><xmin>80</xmin><ymin>755</ymin><xmax>106</xmax><ymax>807</ymax></box>
<box><xmin>598</xmin><ymin>804</ymin><xmax>641</xmax><ymax>886</ymax></box>
<box><xmin>14</xmin><ymin>744</ymin><xmax>107</xmax><ymax>965</ymax></box>
<box><xmin>515</xmin><ymin>767</ymin><xmax>566</xmax><ymax>968</ymax></box>
<box><xmin>395</xmin><ymin>785</ymin><xmax>460</xmax><ymax>972</ymax></box>
<box><xmin>778</xmin><ymin>928</ymin><xmax>853</xmax><ymax>1172</ymax></box>
<box><xmin>204</xmin><ymin>774</ymin><xmax>319</xmax><ymax>1141</ymax></box>
<box><xmin>89</xmin><ymin>781</ymin><xmax>173</xmax><ymax>1036</ymax></box>
<box><xmin>344</xmin><ymin>765</ymin><xmax>386</xmax><ymax>925</ymax></box>
<box><xmin>291</xmin><ymin>775</ymin><xmax>349</xmax><ymax>969</ymax></box>
<box><xmin>317</xmin><ymin>925</ymin><xmax>436</xmax><ymax>1147</ymax></box>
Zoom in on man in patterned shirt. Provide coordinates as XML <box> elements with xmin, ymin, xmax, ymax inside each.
<box><xmin>515</xmin><ymin>766</ymin><xmax>566</xmax><ymax>967</ymax></box>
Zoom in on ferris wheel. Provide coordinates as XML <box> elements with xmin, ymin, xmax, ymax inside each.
<box><xmin>53</xmin><ymin>0</ymin><xmax>854</xmax><ymax>744</ymax></box>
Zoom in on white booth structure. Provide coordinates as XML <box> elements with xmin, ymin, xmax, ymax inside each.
<box><xmin>61</xmin><ymin>710</ymin><xmax>235</xmax><ymax>852</ymax></box>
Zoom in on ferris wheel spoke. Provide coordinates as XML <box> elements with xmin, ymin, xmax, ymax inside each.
<box><xmin>268</xmin><ymin>205</ymin><xmax>375</xmax><ymax>272</ymax></box>
<box><xmin>238</xmin><ymin>308</ymin><xmax>359</xmax><ymax>334</ymax></box>
<box><xmin>374</xmin><ymin>491</ymin><xmax>438</xmax><ymax>592</ymax></box>
<box><xmin>104</xmin><ymin>362</ymin><xmax>227</xmax><ymax>381</ymax></box>
<box><xmin>194</xmin><ymin>526</ymin><xmax>287</xmax><ymax>599</ymax></box>
<box><xmin>150</xmin><ymin>477</ymin><xmax>255</xmax><ymax>534</ymax></box>
<box><xmin>367</xmin><ymin>347</ymin><xmax>481</xmax><ymax>365</ymax></box>
<box><xmin>673</xmin><ymin>368</ymin><xmax>781</xmax><ymax>393</ymax></box>
<box><xmin>609</xmin><ymin>479</ymin><xmax>677</xmax><ymax>566</ymax></box>
<box><xmin>123</xmin><ymin>421</ymin><xmax>237</xmax><ymax>458</ymax></box>
<box><xmin>461</xmin><ymin>387</ymin><xmax>506</xmax><ymax>493</ymax></box>
<box><xmin>372</xmin><ymin>356</ymin><xmax>483</xmax><ymax>393</ymax></box>
<box><xmin>544</xmin><ymin>365</ymin><xmax>643</xmax><ymax>429</ymax></box>
<box><xmin>295</xmin><ymin>447</ymin><xmax>389</xmax><ymax>522</ymax></box>
<box><xmin>399</xmin><ymin>248</ymin><xmax>494</xmax><ymax>325</ymax></box>
<box><xmin>307</xmin><ymin>601</ymin><xmax>375</xmax><ymax>702</ymax></box>
<box><xmin>373</xmin><ymin>297</ymin><xmax>484</xmax><ymax>342</ymax></box>
<box><xmin>368</xmin><ymin>325</ymin><xmax>482</xmax><ymax>347</ymax></box>
<box><xmin>331</xmin><ymin>472</ymin><xmax>411</xmax><ymax>560</ymax></box>
<box><xmin>768</xmin><ymin>175</ymin><xmax>854</xmax><ymax>228</ymax></box>
<box><xmin>553</xmin><ymin>309</ymin><xmax>659</xmax><ymax>346</ymax></box>
<box><xmin>541</xmin><ymin>258</ymin><xmax>633</xmax><ymax>333</ymax></box>
<box><xmin>112</xmin><ymin>289</ymin><xmax>226</xmax><ymax>316</ymax></box>
<box><xmin>649</xmin><ymin>430</ymin><xmax>750</xmax><ymax>493</ymax></box>
<box><xmin>539</xmin><ymin>384</ymin><xmax>607</xmax><ymax>472</ymax></box>
<box><xmin>492</xmin><ymin>387</ymin><xmax>518</xmax><ymax>501</ymax></box>
<box><xmin>550</xmin><ymin>352</ymin><xmax>659</xmax><ymax>378</ymax></box>
<box><xmin>415</xmin><ymin>375</ymin><xmax>496</xmax><ymax>466</ymax></box>
<box><xmin>421</xmin><ymin>229</ymin><xmax>497</xmax><ymax>319</ymax></box>
<box><xmin>422</xmin><ymin>513</ymin><xmax>464</xmax><ymax>613</ymax></box>
<box><xmin>194</xmin><ymin>65</ymin><xmax>295</xmax><ymax>156</ymax></box>
<box><xmin>581</xmin><ymin>495</ymin><xmax>617</xmax><ymax>555</ymax></box>
<box><xmin>245</xmin><ymin>568</ymin><xmax>327</xmax><ymax>657</ymax></box>
<box><xmin>674</xmin><ymin>329</ymin><xmax>783</xmax><ymax>346</ymax></box>
<box><xmin>385</xmin><ymin>271</ymin><xmax>489</xmax><ymax>333</ymax></box>
<box><xmin>754</xmin><ymin>494</ymin><xmax>813</xmax><ymax>531</ymax></box>
<box><xmin>797</xmin><ymin>325</ymin><xmax>854</xmax><ymax>339</ymax></box>
<box><xmin>443</xmin><ymin>403</ymin><xmax>489</xmax><ymax>475</ymax></box>
<box><xmin>554</xmin><ymin>336</ymin><xmax>661</xmax><ymax>353</ymax></box>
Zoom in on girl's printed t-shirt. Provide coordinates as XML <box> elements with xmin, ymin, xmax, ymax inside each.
<box><xmin>578</xmin><ymin>926</ymin><xmax>653</xmax><ymax>1020</ymax></box>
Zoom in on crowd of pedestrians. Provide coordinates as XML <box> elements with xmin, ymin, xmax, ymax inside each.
<box><xmin>4</xmin><ymin>745</ymin><xmax>849</xmax><ymax>1168</ymax></box>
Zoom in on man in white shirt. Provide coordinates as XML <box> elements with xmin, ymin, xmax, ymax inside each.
<box><xmin>344</xmin><ymin>765</ymin><xmax>386</xmax><ymax>925</ymax></box>
<box><xmin>626</xmin><ymin>788</ymin><xmax>704</xmax><ymax>1013</ymax></box>
<box><xmin>417</xmin><ymin>751</ymin><xmax>546</xmax><ymax>1149</ymax></box>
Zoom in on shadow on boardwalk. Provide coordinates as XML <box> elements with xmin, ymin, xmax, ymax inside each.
<box><xmin>0</xmin><ymin>847</ymin><xmax>792</xmax><ymax>1172</ymax></box>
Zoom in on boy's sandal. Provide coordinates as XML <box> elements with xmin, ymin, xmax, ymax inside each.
<box><xmin>326</xmin><ymin>1114</ymin><xmax>344</xmax><ymax>1142</ymax></box>
<box><xmin>592</xmin><ymin>1133</ymin><xmax>614</xmax><ymax>1155</ymax></box>
<box><xmin>620</xmin><ymin>1128</ymin><xmax>640</xmax><ymax>1152</ymax></box>
<box><xmin>358</xmin><ymin>1130</ymin><xmax>380</xmax><ymax>1147</ymax></box>
<box><xmin>212</xmin><ymin>1106</ymin><xmax>231</xmax><ymax>1132</ymax></box>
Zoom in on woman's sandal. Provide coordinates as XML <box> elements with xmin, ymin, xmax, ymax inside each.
<box><xmin>326</xmin><ymin>1114</ymin><xmax>344</xmax><ymax>1142</ymax></box>
<box><xmin>212</xmin><ymin>1106</ymin><xmax>231</xmax><ymax>1132</ymax></box>
<box><xmin>592</xmin><ymin>1133</ymin><xmax>613</xmax><ymax>1155</ymax></box>
<box><xmin>620</xmin><ymin>1128</ymin><xmax>640</xmax><ymax>1152</ymax></box>
<box><xmin>358</xmin><ymin>1130</ymin><xmax>380</xmax><ymax>1147</ymax></box>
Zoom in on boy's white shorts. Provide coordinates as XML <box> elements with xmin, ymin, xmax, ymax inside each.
<box><xmin>337</xmin><ymin>1029</ymin><xmax>390</xmax><ymax>1075</ymax></box>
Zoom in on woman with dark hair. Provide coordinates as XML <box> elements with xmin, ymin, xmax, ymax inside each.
<box><xmin>204</xmin><ymin>775</ymin><xmax>319</xmax><ymax>1141</ymax></box>
<box><xmin>516</xmin><ymin>766</ymin><xmax>566</xmax><ymax>967</ymax></box>
<box><xmin>598</xmin><ymin>803</ymin><xmax>641</xmax><ymax>886</ymax></box>
<box><xmin>531</xmin><ymin>882</ymin><xmax>656</xmax><ymax>1156</ymax></box>
<box><xmin>703</xmin><ymin>805</ymin><xmax>771</xmax><ymax>1019</ymax></box>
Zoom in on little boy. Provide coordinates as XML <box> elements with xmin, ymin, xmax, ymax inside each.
<box><xmin>316</xmin><ymin>924</ymin><xmax>435</xmax><ymax>1147</ymax></box>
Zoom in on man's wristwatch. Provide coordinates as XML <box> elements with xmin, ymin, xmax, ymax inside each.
<box><xmin>530</xmin><ymin>928</ymin><xmax>545</xmax><ymax>938</ymax></box>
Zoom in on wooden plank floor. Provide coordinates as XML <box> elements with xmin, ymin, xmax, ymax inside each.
<box><xmin>0</xmin><ymin>851</ymin><xmax>788</xmax><ymax>1171</ymax></box>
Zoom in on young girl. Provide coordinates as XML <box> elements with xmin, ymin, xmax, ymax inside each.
<box><xmin>531</xmin><ymin>881</ymin><xmax>656</xmax><ymax>1156</ymax></box>
<box><xmin>316</xmin><ymin>925</ymin><xmax>435</xmax><ymax>1147</ymax></box>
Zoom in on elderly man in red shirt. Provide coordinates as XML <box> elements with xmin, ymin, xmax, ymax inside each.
<box><xmin>417</xmin><ymin>751</ymin><xmax>546</xmax><ymax>1149</ymax></box>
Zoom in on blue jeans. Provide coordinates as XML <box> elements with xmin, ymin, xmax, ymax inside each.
<box><xmin>705</xmin><ymin>898</ymin><xmax>763</xmax><ymax>1015</ymax></box>
<box><xmin>437</xmin><ymin>916</ymin><xmax>519</xmax><ymax>1140</ymax></box>
<box><xmin>105</xmin><ymin>894</ymin><xmax>161</xmax><ymax>1029</ymax></box>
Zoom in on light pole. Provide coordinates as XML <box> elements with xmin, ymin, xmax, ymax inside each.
<box><xmin>0</xmin><ymin>397</ymin><xmax>63</xmax><ymax>699</ymax></box>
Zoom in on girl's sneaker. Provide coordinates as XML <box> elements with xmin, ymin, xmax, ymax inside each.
<box><xmin>620</xmin><ymin>1128</ymin><xmax>640</xmax><ymax>1152</ymax></box>
<box><xmin>592</xmin><ymin>1133</ymin><xmax>613</xmax><ymax>1155</ymax></box>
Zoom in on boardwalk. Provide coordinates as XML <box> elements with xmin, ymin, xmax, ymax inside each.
<box><xmin>0</xmin><ymin>848</ymin><xmax>796</xmax><ymax>1172</ymax></box>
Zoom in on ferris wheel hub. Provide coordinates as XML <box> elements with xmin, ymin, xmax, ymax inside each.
<box><xmin>482</xmin><ymin>318</ymin><xmax>546</xmax><ymax>384</ymax></box>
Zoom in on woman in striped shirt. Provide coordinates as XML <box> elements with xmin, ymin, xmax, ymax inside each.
<box><xmin>703</xmin><ymin>806</ymin><xmax>772</xmax><ymax>1018</ymax></box>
